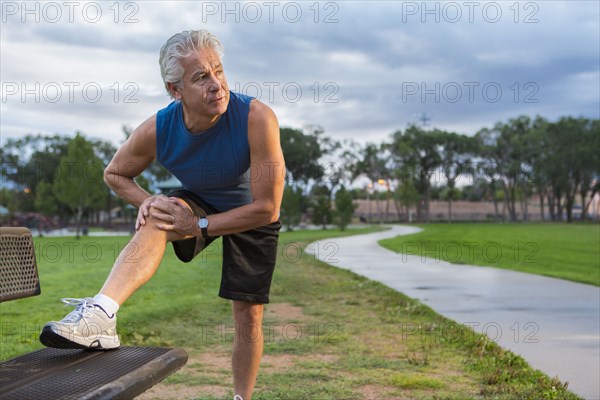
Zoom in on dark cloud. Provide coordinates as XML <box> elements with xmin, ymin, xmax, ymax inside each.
<box><xmin>1</xmin><ymin>0</ymin><xmax>598</xmax><ymax>144</ymax></box>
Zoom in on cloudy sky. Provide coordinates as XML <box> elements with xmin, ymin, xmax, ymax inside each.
<box><xmin>1</xmin><ymin>1</ymin><xmax>598</xmax><ymax>146</ymax></box>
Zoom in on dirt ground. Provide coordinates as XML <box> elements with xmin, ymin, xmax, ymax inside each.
<box><xmin>137</xmin><ymin>303</ymin><xmax>328</xmax><ymax>400</ymax></box>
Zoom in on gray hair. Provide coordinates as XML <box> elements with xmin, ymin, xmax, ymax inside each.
<box><xmin>159</xmin><ymin>29</ymin><xmax>224</xmax><ymax>98</ymax></box>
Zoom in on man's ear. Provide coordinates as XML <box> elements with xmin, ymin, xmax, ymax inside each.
<box><xmin>167</xmin><ymin>82</ymin><xmax>182</xmax><ymax>100</ymax></box>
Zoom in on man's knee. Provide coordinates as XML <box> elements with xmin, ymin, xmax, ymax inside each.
<box><xmin>140</xmin><ymin>210</ymin><xmax>164</xmax><ymax>229</ymax></box>
<box><xmin>140</xmin><ymin>211</ymin><xmax>188</xmax><ymax>242</ymax></box>
<box><xmin>233</xmin><ymin>302</ymin><xmax>264</xmax><ymax>343</ymax></box>
<box><xmin>233</xmin><ymin>302</ymin><xmax>264</xmax><ymax>324</ymax></box>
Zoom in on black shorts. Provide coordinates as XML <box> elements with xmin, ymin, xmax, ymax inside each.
<box><xmin>168</xmin><ymin>189</ymin><xmax>281</xmax><ymax>304</ymax></box>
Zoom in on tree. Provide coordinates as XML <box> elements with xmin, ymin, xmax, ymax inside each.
<box><xmin>1</xmin><ymin>134</ymin><xmax>71</xmax><ymax>212</ymax></box>
<box><xmin>353</xmin><ymin>142</ymin><xmax>392</xmax><ymax>221</ymax></box>
<box><xmin>53</xmin><ymin>133</ymin><xmax>106</xmax><ymax>237</ymax></box>
<box><xmin>391</xmin><ymin>125</ymin><xmax>444</xmax><ymax>222</ymax></box>
<box><xmin>475</xmin><ymin>116</ymin><xmax>536</xmax><ymax>222</ymax></box>
<box><xmin>473</xmin><ymin>155</ymin><xmax>503</xmax><ymax>222</ymax></box>
<box><xmin>321</xmin><ymin>139</ymin><xmax>355</xmax><ymax>199</ymax></box>
<box><xmin>534</xmin><ymin>117</ymin><xmax>599</xmax><ymax>222</ymax></box>
<box><xmin>280</xmin><ymin>184</ymin><xmax>303</xmax><ymax>230</ymax></box>
<box><xmin>310</xmin><ymin>184</ymin><xmax>332</xmax><ymax>229</ymax></box>
<box><xmin>280</xmin><ymin>126</ymin><xmax>333</xmax><ymax>224</ymax></box>
<box><xmin>440</xmin><ymin>132</ymin><xmax>477</xmax><ymax>222</ymax></box>
<box><xmin>34</xmin><ymin>181</ymin><xmax>59</xmax><ymax>217</ymax></box>
<box><xmin>461</xmin><ymin>180</ymin><xmax>487</xmax><ymax>202</ymax></box>
<box><xmin>334</xmin><ymin>185</ymin><xmax>356</xmax><ymax>230</ymax></box>
<box><xmin>528</xmin><ymin>117</ymin><xmax>551</xmax><ymax>221</ymax></box>
<box><xmin>280</xmin><ymin>127</ymin><xmax>325</xmax><ymax>189</ymax></box>
<box><xmin>0</xmin><ymin>188</ymin><xmax>17</xmax><ymax>212</ymax></box>
<box><xmin>395</xmin><ymin>179</ymin><xmax>419</xmax><ymax>222</ymax></box>
<box><xmin>581</xmin><ymin>120</ymin><xmax>600</xmax><ymax>219</ymax></box>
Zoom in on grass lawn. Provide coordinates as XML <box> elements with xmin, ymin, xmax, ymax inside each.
<box><xmin>1</xmin><ymin>228</ymin><xmax>581</xmax><ymax>399</ymax></box>
<box><xmin>379</xmin><ymin>223</ymin><xmax>600</xmax><ymax>286</ymax></box>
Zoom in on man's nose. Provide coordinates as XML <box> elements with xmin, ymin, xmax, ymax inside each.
<box><xmin>207</xmin><ymin>74</ymin><xmax>221</xmax><ymax>92</ymax></box>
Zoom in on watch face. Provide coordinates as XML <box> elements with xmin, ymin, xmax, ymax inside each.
<box><xmin>200</xmin><ymin>218</ymin><xmax>209</xmax><ymax>228</ymax></box>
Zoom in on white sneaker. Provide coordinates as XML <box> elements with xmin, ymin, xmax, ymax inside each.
<box><xmin>40</xmin><ymin>297</ymin><xmax>120</xmax><ymax>350</ymax></box>
<box><xmin>233</xmin><ymin>396</ymin><xmax>244</xmax><ymax>400</ymax></box>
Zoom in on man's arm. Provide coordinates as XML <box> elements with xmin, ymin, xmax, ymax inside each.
<box><xmin>104</xmin><ymin>114</ymin><xmax>157</xmax><ymax>208</ymax></box>
<box><xmin>150</xmin><ymin>100</ymin><xmax>285</xmax><ymax>236</ymax></box>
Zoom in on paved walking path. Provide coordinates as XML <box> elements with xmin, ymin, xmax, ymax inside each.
<box><xmin>305</xmin><ymin>225</ymin><xmax>600</xmax><ymax>400</ymax></box>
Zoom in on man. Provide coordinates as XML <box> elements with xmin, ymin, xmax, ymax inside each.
<box><xmin>39</xmin><ymin>29</ymin><xmax>285</xmax><ymax>400</ymax></box>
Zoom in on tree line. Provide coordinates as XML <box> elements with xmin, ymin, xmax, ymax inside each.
<box><xmin>1</xmin><ymin>114</ymin><xmax>598</xmax><ymax>235</ymax></box>
<box><xmin>281</xmin><ymin>115</ymin><xmax>598</xmax><ymax>227</ymax></box>
<box><xmin>0</xmin><ymin>128</ymin><xmax>163</xmax><ymax>237</ymax></box>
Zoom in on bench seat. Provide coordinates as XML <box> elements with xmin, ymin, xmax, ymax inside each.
<box><xmin>0</xmin><ymin>346</ymin><xmax>187</xmax><ymax>400</ymax></box>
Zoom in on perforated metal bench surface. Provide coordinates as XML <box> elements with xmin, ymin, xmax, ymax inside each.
<box><xmin>0</xmin><ymin>227</ymin><xmax>41</xmax><ymax>302</ymax></box>
<box><xmin>0</xmin><ymin>346</ymin><xmax>188</xmax><ymax>400</ymax></box>
<box><xmin>0</xmin><ymin>228</ymin><xmax>188</xmax><ymax>399</ymax></box>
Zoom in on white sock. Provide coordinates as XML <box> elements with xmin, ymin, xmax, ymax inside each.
<box><xmin>93</xmin><ymin>294</ymin><xmax>120</xmax><ymax>317</ymax></box>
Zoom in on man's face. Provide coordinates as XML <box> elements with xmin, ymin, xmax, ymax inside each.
<box><xmin>171</xmin><ymin>47</ymin><xmax>229</xmax><ymax>119</ymax></box>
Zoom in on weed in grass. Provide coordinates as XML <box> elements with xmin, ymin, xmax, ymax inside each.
<box><xmin>462</xmin><ymin>335</ymin><xmax>578</xmax><ymax>399</ymax></box>
<box><xmin>538</xmin><ymin>376</ymin><xmax>571</xmax><ymax>400</ymax></box>
<box><xmin>388</xmin><ymin>372</ymin><xmax>446</xmax><ymax>389</ymax></box>
<box><xmin>406</xmin><ymin>350</ymin><xmax>430</xmax><ymax>366</ymax></box>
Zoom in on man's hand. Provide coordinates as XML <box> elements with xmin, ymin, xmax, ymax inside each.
<box><xmin>135</xmin><ymin>194</ymin><xmax>170</xmax><ymax>231</ymax></box>
<box><xmin>148</xmin><ymin>197</ymin><xmax>200</xmax><ymax>237</ymax></box>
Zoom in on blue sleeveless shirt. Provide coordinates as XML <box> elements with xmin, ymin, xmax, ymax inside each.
<box><xmin>156</xmin><ymin>91</ymin><xmax>254</xmax><ymax>212</ymax></box>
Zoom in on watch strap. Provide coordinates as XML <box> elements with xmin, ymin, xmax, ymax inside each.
<box><xmin>198</xmin><ymin>216</ymin><xmax>209</xmax><ymax>238</ymax></box>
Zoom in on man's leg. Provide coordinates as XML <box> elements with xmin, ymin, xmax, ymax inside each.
<box><xmin>222</xmin><ymin>220</ymin><xmax>281</xmax><ymax>398</ymax></box>
<box><xmin>99</xmin><ymin>210</ymin><xmax>188</xmax><ymax>305</ymax></box>
<box><xmin>232</xmin><ymin>301</ymin><xmax>264</xmax><ymax>400</ymax></box>
<box><xmin>40</xmin><ymin>205</ymin><xmax>191</xmax><ymax>349</ymax></box>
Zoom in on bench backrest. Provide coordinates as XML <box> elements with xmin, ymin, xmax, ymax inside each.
<box><xmin>0</xmin><ymin>227</ymin><xmax>41</xmax><ymax>302</ymax></box>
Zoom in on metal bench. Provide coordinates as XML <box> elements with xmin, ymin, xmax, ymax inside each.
<box><xmin>0</xmin><ymin>227</ymin><xmax>188</xmax><ymax>399</ymax></box>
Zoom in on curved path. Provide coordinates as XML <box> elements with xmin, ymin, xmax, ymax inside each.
<box><xmin>305</xmin><ymin>225</ymin><xmax>599</xmax><ymax>400</ymax></box>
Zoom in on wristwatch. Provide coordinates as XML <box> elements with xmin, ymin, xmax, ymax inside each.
<box><xmin>198</xmin><ymin>217</ymin><xmax>210</xmax><ymax>238</ymax></box>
